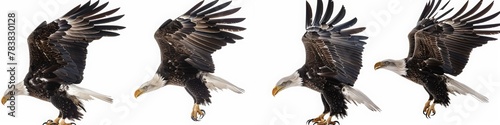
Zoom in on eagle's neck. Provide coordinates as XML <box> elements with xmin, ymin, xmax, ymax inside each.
<box><xmin>388</xmin><ymin>59</ymin><xmax>408</xmax><ymax>76</ymax></box>
<box><xmin>13</xmin><ymin>81</ymin><xmax>29</xmax><ymax>96</ymax></box>
<box><xmin>281</xmin><ymin>71</ymin><xmax>304</xmax><ymax>88</ymax></box>
<box><xmin>151</xmin><ymin>73</ymin><xmax>167</xmax><ymax>86</ymax></box>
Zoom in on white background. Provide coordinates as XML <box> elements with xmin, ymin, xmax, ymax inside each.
<box><xmin>1</xmin><ymin>0</ymin><xmax>499</xmax><ymax>125</ymax></box>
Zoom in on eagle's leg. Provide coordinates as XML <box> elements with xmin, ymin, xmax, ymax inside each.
<box><xmin>325</xmin><ymin>116</ymin><xmax>340</xmax><ymax>125</ymax></box>
<box><xmin>306</xmin><ymin>113</ymin><xmax>327</xmax><ymax>125</ymax></box>
<box><xmin>43</xmin><ymin>119</ymin><xmax>57</xmax><ymax>125</ymax></box>
<box><xmin>423</xmin><ymin>90</ymin><xmax>436</xmax><ymax>118</ymax></box>
<box><xmin>307</xmin><ymin>95</ymin><xmax>329</xmax><ymax>125</ymax></box>
<box><xmin>59</xmin><ymin>118</ymin><xmax>76</xmax><ymax>125</ymax></box>
<box><xmin>191</xmin><ymin>103</ymin><xmax>205</xmax><ymax>121</ymax></box>
<box><xmin>322</xmin><ymin>87</ymin><xmax>345</xmax><ymax>125</ymax></box>
<box><xmin>185</xmin><ymin>81</ymin><xmax>210</xmax><ymax>121</ymax></box>
<box><xmin>423</xmin><ymin>101</ymin><xmax>436</xmax><ymax>118</ymax></box>
<box><xmin>54</xmin><ymin>117</ymin><xmax>61</xmax><ymax>124</ymax></box>
<box><xmin>43</xmin><ymin>113</ymin><xmax>61</xmax><ymax>125</ymax></box>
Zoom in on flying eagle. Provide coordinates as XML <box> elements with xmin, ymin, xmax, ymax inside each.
<box><xmin>1</xmin><ymin>1</ymin><xmax>124</xmax><ymax>125</ymax></box>
<box><xmin>133</xmin><ymin>0</ymin><xmax>245</xmax><ymax>121</ymax></box>
<box><xmin>272</xmin><ymin>0</ymin><xmax>380</xmax><ymax>124</ymax></box>
<box><xmin>374</xmin><ymin>0</ymin><xmax>497</xmax><ymax>118</ymax></box>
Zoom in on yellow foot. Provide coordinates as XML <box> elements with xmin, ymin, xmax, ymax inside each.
<box><xmin>59</xmin><ymin>119</ymin><xmax>76</xmax><ymax>125</ymax></box>
<box><xmin>325</xmin><ymin>116</ymin><xmax>340</xmax><ymax>125</ymax></box>
<box><xmin>306</xmin><ymin>113</ymin><xmax>327</xmax><ymax>125</ymax></box>
<box><xmin>43</xmin><ymin>117</ymin><xmax>60</xmax><ymax>125</ymax></box>
<box><xmin>423</xmin><ymin>100</ymin><xmax>436</xmax><ymax>118</ymax></box>
<box><xmin>43</xmin><ymin>120</ymin><xmax>57</xmax><ymax>125</ymax></box>
<box><xmin>191</xmin><ymin>104</ymin><xmax>206</xmax><ymax>121</ymax></box>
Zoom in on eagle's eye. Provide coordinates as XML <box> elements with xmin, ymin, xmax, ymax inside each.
<box><xmin>142</xmin><ymin>85</ymin><xmax>149</xmax><ymax>90</ymax></box>
<box><xmin>283</xmin><ymin>80</ymin><xmax>292</xmax><ymax>85</ymax></box>
<box><xmin>384</xmin><ymin>61</ymin><xmax>391</xmax><ymax>65</ymax></box>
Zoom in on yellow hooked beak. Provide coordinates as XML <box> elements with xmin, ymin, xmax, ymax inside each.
<box><xmin>374</xmin><ymin>62</ymin><xmax>385</xmax><ymax>70</ymax></box>
<box><xmin>1</xmin><ymin>95</ymin><xmax>8</xmax><ymax>105</ymax></box>
<box><xmin>134</xmin><ymin>89</ymin><xmax>143</xmax><ymax>98</ymax></box>
<box><xmin>272</xmin><ymin>86</ymin><xmax>283</xmax><ymax>96</ymax></box>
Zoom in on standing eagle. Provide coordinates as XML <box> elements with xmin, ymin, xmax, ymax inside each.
<box><xmin>1</xmin><ymin>1</ymin><xmax>124</xmax><ymax>125</ymax></box>
<box><xmin>272</xmin><ymin>0</ymin><xmax>380</xmax><ymax>124</ymax></box>
<box><xmin>374</xmin><ymin>0</ymin><xmax>496</xmax><ymax>118</ymax></box>
<box><xmin>133</xmin><ymin>0</ymin><xmax>245</xmax><ymax>121</ymax></box>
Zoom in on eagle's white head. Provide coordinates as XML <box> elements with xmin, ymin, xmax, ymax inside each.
<box><xmin>374</xmin><ymin>59</ymin><xmax>408</xmax><ymax>76</ymax></box>
<box><xmin>272</xmin><ymin>71</ymin><xmax>303</xmax><ymax>96</ymax></box>
<box><xmin>2</xmin><ymin>81</ymin><xmax>28</xmax><ymax>105</ymax></box>
<box><xmin>134</xmin><ymin>74</ymin><xmax>167</xmax><ymax>98</ymax></box>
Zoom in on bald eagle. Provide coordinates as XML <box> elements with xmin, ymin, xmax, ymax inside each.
<box><xmin>1</xmin><ymin>1</ymin><xmax>124</xmax><ymax>125</ymax></box>
<box><xmin>374</xmin><ymin>0</ymin><xmax>497</xmax><ymax>118</ymax></box>
<box><xmin>133</xmin><ymin>0</ymin><xmax>245</xmax><ymax>121</ymax></box>
<box><xmin>272</xmin><ymin>0</ymin><xmax>380</xmax><ymax>124</ymax></box>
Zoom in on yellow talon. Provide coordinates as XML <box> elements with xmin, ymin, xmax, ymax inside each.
<box><xmin>43</xmin><ymin>120</ymin><xmax>56</xmax><ymax>125</ymax></box>
<box><xmin>43</xmin><ymin>117</ymin><xmax>61</xmax><ymax>125</ymax></box>
<box><xmin>325</xmin><ymin>116</ymin><xmax>340</xmax><ymax>125</ymax></box>
<box><xmin>191</xmin><ymin>104</ymin><xmax>206</xmax><ymax>121</ymax></box>
<box><xmin>307</xmin><ymin>113</ymin><xmax>327</xmax><ymax>125</ymax></box>
<box><xmin>423</xmin><ymin>100</ymin><xmax>436</xmax><ymax>118</ymax></box>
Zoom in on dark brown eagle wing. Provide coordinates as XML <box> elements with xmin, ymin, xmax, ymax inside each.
<box><xmin>154</xmin><ymin>0</ymin><xmax>245</xmax><ymax>73</ymax></box>
<box><xmin>411</xmin><ymin>0</ymin><xmax>500</xmax><ymax>75</ymax></box>
<box><xmin>303</xmin><ymin>0</ymin><xmax>368</xmax><ymax>85</ymax></box>
<box><xmin>27</xmin><ymin>1</ymin><xmax>124</xmax><ymax>84</ymax></box>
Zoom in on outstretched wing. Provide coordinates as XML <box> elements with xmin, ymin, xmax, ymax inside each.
<box><xmin>27</xmin><ymin>1</ymin><xmax>124</xmax><ymax>84</ymax></box>
<box><xmin>407</xmin><ymin>0</ymin><xmax>453</xmax><ymax>58</ymax></box>
<box><xmin>303</xmin><ymin>0</ymin><xmax>368</xmax><ymax>85</ymax></box>
<box><xmin>154</xmin><ymin>0</ymin><xmax>245</xmax><ymax>72</ymax></box>
<box><xmin>410</xmin><ymin>0</ymin><xmax>500</xmax><ymax>76</ymax></box>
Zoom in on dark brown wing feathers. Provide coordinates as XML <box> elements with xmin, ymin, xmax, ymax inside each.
<box><xmin>303</xmin><ymin>0</ymin><xmax>367</xmax><ymax>85</ymax></box>
<box><xmin>155</xmin><ymin>0</ymin><xmax>245</xmax><ymax>72</ymax></box>
<box><xmin>27</xmin><ymin>0</ymin><xmax>124</xmax><ymax>84</ymax></box>
<box><xmin>411</xmin><ymin>0</ymin><xmax>500</xmax><ymax>76</ymax></box>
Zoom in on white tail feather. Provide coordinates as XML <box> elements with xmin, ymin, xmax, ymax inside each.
<box><xmin>67</xmin><ymin>85</ymin><xmax>113</xmax><ymax>103</ymax></box>
<box><xmin>202</xmin><ymin>73</ymin><xmax>245</xmax><ymax>94</ymax></box>
<box><xmin>342</xmin><ymin>86</ymin><xmax>381</xmax><ymax>112</ymax></box>
<box><xmin>446</xmin><ymin>76</ymin><xmax>488</xmax><ymax>103</ymax></box>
